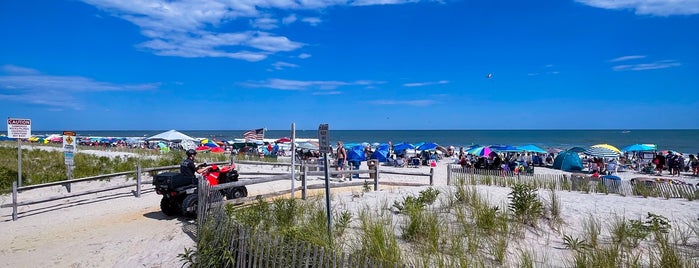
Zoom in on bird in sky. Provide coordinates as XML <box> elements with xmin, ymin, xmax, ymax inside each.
<box><xmin>486</xmin><ymin>73</ymin><xmax>493</xmax><ymax>79</ymax></box>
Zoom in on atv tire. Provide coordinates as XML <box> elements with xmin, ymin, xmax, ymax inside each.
<box><xmin>160</xmin><ymin>197</ymin><xmax>179</xmax><ymax>216</ymax></box>
<box><xmin>226</xmin><ymin>186</ymin><xmax>248</xmax><ymax>199</ymax></box>
<box><xmin>181</xmin><ymin>194</ymin><xmax>198</xmax><ymax>218</ymax></box>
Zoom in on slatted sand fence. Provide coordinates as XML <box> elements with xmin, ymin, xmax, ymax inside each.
<box><xmin>445</xmin><ymin>164</ymin><xmax>699</xmax><ymax>200</ymax></box>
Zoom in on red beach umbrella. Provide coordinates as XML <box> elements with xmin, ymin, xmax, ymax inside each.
<box><xmin>276</xmin><ymin>137</ymin><xmax>292</xmax><ymax>143</ymax></box>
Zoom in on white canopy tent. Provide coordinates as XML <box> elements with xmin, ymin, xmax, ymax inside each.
<box><xmin>145</xmin><ymin>130</ymin><xmax>196</xmax><ymax>142</ymax></box>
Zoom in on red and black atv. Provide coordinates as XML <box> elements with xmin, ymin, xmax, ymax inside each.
<box><xmin>153</xmin><ymin>163</ymin><xmax>248</xmax><ymax>218</ymax></box>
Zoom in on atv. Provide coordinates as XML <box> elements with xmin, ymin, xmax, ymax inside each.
<box><xmin>152</xmin><ymin>163</ymin><xmax>247</xmax><ymax>218</ymax></box>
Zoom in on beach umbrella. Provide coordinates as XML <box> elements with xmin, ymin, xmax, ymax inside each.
<box><xmin>211</xmin><ymin>147</ymin><xmax>225</xmax><ymax>154</ymax></box>
<box><xmin>200</xmin><ymin>139</ymin><xmax>219</xmax><ymax>148</ymax></box>
<box><xmin>518</xmin><ymin>144</ymin><xmax>547</xmax><ymax>154</ymax></box>
<box><xmin>546</xmin><ymin>147</ymin><xmax>563</xmax><ymax>154</ymax></box>
<box><xmin>417</xmin><ymin>142</ymin><xmax>438</xmax><ymax>151</ymax></box>
<box><xmin>467</xmin><ymin>146</ymin><xmax>494</xmax><ymax>156</ymax></box>
<box><xmin>591</xmin><ymin>144</ymin><xmax>621</xmax><ymax>154</ymax></box>
<box><xmin>583</xmin><ymin>146</ymin><xmax>620</xmax><ymax>158</ymax></box>
<box><xmin>195</xmin><ymin>145</ymin><xmax>211</xmax><ymax>152</ymax></box>
<box><xmin>393</xmin><ymin>142</ymin><xmax>415</xmax><ymax>152</ymax></box>
<box><xmin>621</xmin><ymin>144</ymin><xmax>656</xmax><ymax>152</ymax></box>
<box><xmin>297</xmin><ymin>142</ymin><xmax>319</xmax><ymax>150</ymax></box>
<box><xmin>568</xmin><ymin>147</ymin><xmax>586</xmax><ymax>153</ymax></box>
<box><xmin>491</xmin><ymin>145</ymin><xmax>521</xmax><ymax>152</ymax></box>
<box><xmin>276</xmin><ymin>137</ymin><xmax>291</xmax><ymax>143</ymax></box>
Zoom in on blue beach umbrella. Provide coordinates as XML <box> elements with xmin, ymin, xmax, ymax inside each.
<box><xmin>393</xmin><ymin>142</ymin><xmax>415</xmax><ymax>152</ymax></box>
<box><xmin>621</xmin><ymin>144</ymin><xmax>656</xmax><ymax>152</ymax></box>
<box><xmin>417</xmin><ymin>142</ymin><xmax>438</xmax><ymax>151</ymax></box>
<box><xmin>518</xmin><ymin>144</ymin><xmax>547</xmax><ymax>154</ymax></box>
<box><xmin>491</xmin><ymin>145</ymin><xmax>521</xmax><ymax>152</ymax></box>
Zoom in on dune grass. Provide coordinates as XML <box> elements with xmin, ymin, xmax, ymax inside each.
<box><xmin>188</xmin><ymin>179</ymin><xmax>699</xmax><ymax>267</ymax></box>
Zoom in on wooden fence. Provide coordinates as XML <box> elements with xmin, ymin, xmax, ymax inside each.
<box><xmin>3</xmin><ymin>159</ymin><xmax>434</xmax><ymax>222</ymax></box>
<box><xmin>2</xmin><ymin>160</ymin><xmax>299</xmax><ymax>221</ymax></box>
<box><xmin>445</xmin><ymin>164</ymin><xmax>699</xmax><ymax>200</ymax></box>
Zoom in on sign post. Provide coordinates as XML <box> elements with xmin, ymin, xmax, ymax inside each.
<box><xmin>63</xmin><ymin>131</ymin><xmax>76</xmax><ymax>187</ymax></box>
<box><xmin>317</xmin><ymin>123</ymin><xmax>332</xmax><ymax>242</ymax></box>
<box><xmin>290</xmin><ymin>123</ymin><xmax>296</xmax><ymax>198</ymax></box>
<box><xmin>7</xmin><ymin>118</ymin><xmax>31</xmax><ymax>187</ymax></box>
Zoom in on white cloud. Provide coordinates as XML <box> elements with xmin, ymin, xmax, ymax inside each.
<box><xmin>576</xmin><ymin>0</ymin><xmax>699</xmax><ymax>16</ymax></box>
<box><xmin>302</xmin><ymin>17</ymin><xmax>322</xmax><ymax>26</ymax></box>
<box><xmin>251</xmin><ymin>17</ymin><xmax>278</xmax><ymax>30</ymax></box>
<box><xmin>2</xmin><ymin>65</ymin><xmax>40</xmax><ymax>75</ymax></box>
<box><xmin>609</xmin><ymin>55</ymin><xmax>647</xmax><ymax>62</ymax></box>
<box><xmin>351</xmin><ymin>0</ymin><xmax>420</xmax><ymax>6</ymax></box>
<box><xmin>298</xmin><ymin>53</ymin><xmax>312</xmax><ymax>59</ymax></box>
<box><xmin>272</xmin><ymin>61</ymin><xmax>300</xmax><ymax>70</ymax></box>
<box><xmin>246</xmin><ymin>33</ymin><xmax>304</xmax><ymax>52</ymax></box>
<box><xmin>0</xmin><ymin>65</ymin><xmax>158</xmax><ymax>109</ymax></box>
<box><xmin>312</xmin><ymin>91</ymin><xmax>342</xmax><ymax>95</ymax></box>
<box><xmin>612</xmin><ymin>60</ymin><xmax>681</xmax><ymax>71</ymax></box>
<box><xmin>241</xmin><ymin>78</ymin><xmax>382</xmax><ymax>90</ymax></box>
<box><xmin>367</xmin><ymin>99</ymin><xmax>436</xmax><ymax>106</ymax></box>
<box><xmin>282</xmin><ymin>14</ymin><xmax>298</xmax><ymax>24</ymax></box>
<box><xmin>80</xmin><ymin>0</ymin><xmax>426</xmax><ymax>61</ymax></box>
<box><xmin>403</xmin><ymin>80</ymin><xmax>449</xmax><ymax>87</ymax></box>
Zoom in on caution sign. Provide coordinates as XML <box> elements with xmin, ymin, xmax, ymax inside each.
<box><xmin>63</xmin><ymin>131</ymin><xmax>76</xmax><ymax>166</ymax></box>
<box><xmin>7</xmin><ymin>118</ymin><xmax>31</xmax><ymax>139</ymax></box>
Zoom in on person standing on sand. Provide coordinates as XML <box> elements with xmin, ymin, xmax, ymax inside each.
<box><xmin>336</xmin><ymin>141</ymin><xmax>347</xmax><ymax>181</ymax></box>
<box><xmin>689</xmin><ymin>154</ymin><xmax>698</xmax><ymax>176</ymax></box>
<box><xmin>655</xmin><ymin>153</ymin><xmax>666</xmax><ymax>175</ymax></box>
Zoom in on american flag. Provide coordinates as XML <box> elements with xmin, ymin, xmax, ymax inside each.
<box><xmin>243</xmin><ymin>128</ymin><xmax>264</xmax><ymax>140</ymax></box>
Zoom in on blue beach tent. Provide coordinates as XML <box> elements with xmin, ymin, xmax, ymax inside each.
<box><xmin>370</xmin><ymin>144</ymin><xmax>390</xmax><ymax>162</ymax></box>
<box><xmin>552</xmin><ymin>150</ymin><xmax>584</xmax><ymax>172</ymax></box>
<box><xmin>347</xmin><ymin>145</ymin><xmax>366</xmax><ymax>162</ymax></box>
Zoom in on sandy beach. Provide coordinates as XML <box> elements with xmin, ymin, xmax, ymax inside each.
<box><xmin>1</xmin><ymin>148</ymin><xmax>698</xmax><ymax>267</ymax></box>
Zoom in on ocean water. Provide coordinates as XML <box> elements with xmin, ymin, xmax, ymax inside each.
<box><xmin>31</xmin><ymin>129</ymin><xmax>699</xmax><ymax>154</ymax></box>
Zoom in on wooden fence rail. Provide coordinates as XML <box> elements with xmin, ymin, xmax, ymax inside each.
<box><xmin>4</xmin><ymin>160</ymin><xmax>434</xmax><ymax>221</ymax></box>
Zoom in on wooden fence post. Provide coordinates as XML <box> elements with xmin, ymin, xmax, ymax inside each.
<box><xmin>12</xmin><ymin>181</ymin><xmax>17</xmax><ymax>221</ymax></box>
<box><xmin>302</xmin><ymin>163</ymin><xmax>307</xmax><ymax>200</ymax></box>
<box><xmin>446</xmin><ymin>164</ymin><xmax>451</xmax><ymax>185</ymax></box>
<box><xmin>374</xmin><ymin>164</ymin><xmax>379</xmax><ymax>191</ymax></box>
<box><xmin>136</xmin><ymin>162</ymin><xmax>142</xmax><ymax>198</ymax></box>
<box><xmin>429</xmin><ymin>168</ymin><xmax>434</xmax><ymax>186</ymax></box>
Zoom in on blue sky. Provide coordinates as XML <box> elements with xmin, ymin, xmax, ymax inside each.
<box><xmin>1</xmin><ymin>0</ymin><xmax>698</xmax><ymax>131</ymax></box>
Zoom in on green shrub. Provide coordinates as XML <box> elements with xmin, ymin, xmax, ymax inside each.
<box><xmin>508</xmin><ymin>183</ymin><xmax>544</xmax><ymax>227</ymax></box>
<box><xmin>562</xmin><ymin>234</ymin><xmax>590</xmax><ymax>252</ymax></box>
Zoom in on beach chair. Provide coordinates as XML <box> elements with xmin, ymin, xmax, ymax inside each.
<box><xmin>395</xmin><ymin>158</ymin><xmax>406</xmax><ymax>168</ymax></box>
<box><xmin>408</xmin><ymin>157</ymin><xmax>420</xmax><ymax>168</ymax></box>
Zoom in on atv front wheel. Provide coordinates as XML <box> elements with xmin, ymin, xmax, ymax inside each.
<box><xmin>226</xmin><ymin>186</ymin><xmax>248</xmax><ymax>199</ymax></box>
<box><xmin>181</xmin><ymin>194</ymin><xmax>198</xmax><ymax>218</ymax></box>
<box><xmin>160</xmin><ymin>197</ymin><xmax>179</xmax><ymax>216</ymax></box>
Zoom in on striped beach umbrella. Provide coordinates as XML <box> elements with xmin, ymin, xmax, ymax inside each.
<box><xmin>591</xmin><ymin>144</ymin><xmax>621</xmax><ymax>154</ymax></box>
<box><xmin>583</xmin><ymin>146</ymin><xmax>620</xmax><ymax>158</ymax></box>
